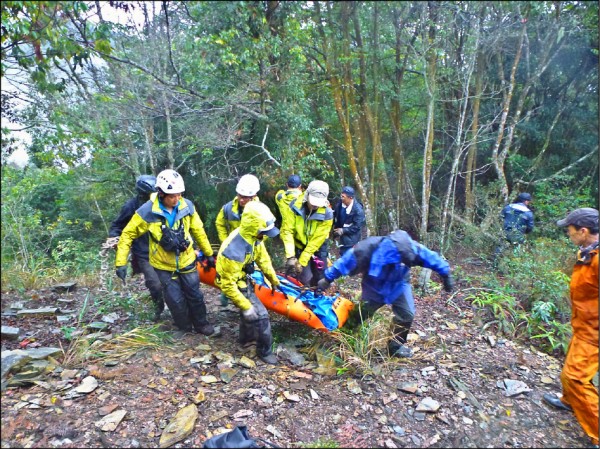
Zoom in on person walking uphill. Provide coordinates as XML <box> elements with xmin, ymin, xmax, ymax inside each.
<box><xmin>215</xmin><ymin>174</ymin><xmax>261</xmax><ymax>307</ymax></box>
<box><xmin>215</xmin><ymin>201</ymin><xmax>283</xmax><ymax>365</ymax></box>
<box><xmin>215</xmin><ymin>174</ymin><xmax>261</xmax><ymax>243</ymax></box>
<box><xmin>317</xmin><ymin>230</ymin><xmax>455</xmax><ymax>358</ymax></box>
<box><xmin>502</xmin><ymin>192</ymin><xmax>534</xmax><ymax>243</ymax></box>
<box><xmin>107</xmin><ymin>175</ymin><xmax>165</xmax><ymax>322</ymax></box>
<box><xmin>280</xmin><ymin>180</ymin><xmax>334</xmax><ymax>287</ymax></box>
<box><xmin>115</xmin><ymin>169</ymin><xmax>216</xmax><ymax>336</ymax></box>
<box><xmin>544</xmin><ymin>208</ymin><xmax>598</xmax><ymax>446</ymax></box>
<box><xmin>332</xmin><ymin>186</ymin><xmax>365</xmax><ymax>257</ymax></box>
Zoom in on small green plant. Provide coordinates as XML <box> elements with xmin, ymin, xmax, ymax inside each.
<box><xmin>467</xmin><ymin>290</ymin><xmax>525</xmax><ymax>336</ymax></box>
<box><xmin>528</xmin><ymin>319</ymin><xmax>572</xmax><ymax>354</ymax></box>
<box><xmin>296</xmin><ymin>439</ymin><xmax>340</xmax><ymax>448</ymax></box>
<box><xmin>531</xmin><ymin>300</ymin><xmax>557</xmax><ymax>323</ymax></box>
<box><xmin>60</xmin><ymin>325</ymin><xmax>77</xmax><ymax>341</ymax></box>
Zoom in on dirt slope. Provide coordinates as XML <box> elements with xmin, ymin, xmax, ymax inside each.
<box><xmin>0</xmin><ymin>273</ymin><xmax>592</xmax><ymax>448</ymax></box>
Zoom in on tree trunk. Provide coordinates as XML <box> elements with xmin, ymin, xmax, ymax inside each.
<box><xmin>491</xmin><ymin>22</ymin><xmax>526</xmax><ymax>203</ymax></box>
<box><xmin>419</xmin><ymin>2</ymin><xmax>438</xmax><ymax>241</ymax></box>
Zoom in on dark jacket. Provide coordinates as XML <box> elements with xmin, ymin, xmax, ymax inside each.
<box><xmin>333</xmin><ymin>199</ymin><xmax>365</xmax><ymax>248</ymax></box>
<box><xmin>323</xmin><ymin>230</ymin><xmax>449</xmax><ymax>304</ymax></box>
<box><xmin>501</xmin><ymin>202</ymin><xmax>534</xmax><ymax>244</ymax></box>
<box><xmin>109</xmin><ymin>196</ymin><xmax>149</xmax><ymax>259</ymax></box>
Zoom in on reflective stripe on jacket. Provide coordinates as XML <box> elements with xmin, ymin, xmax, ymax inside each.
<box><xmin>115</xmin><ymin>196</ymin><xmax>213</xmax><ymax>272</ymax></box>
<box><xmin>215</xmin><ymin>196</ymin><xmax>259</xmax><ymax>242</ymax></box>
<box><xmin>275</xmin><ymin>188</ymin><xmax>302</xmax><ymax>224</ymax></box>
<box><xmin>280</xmin><ymin>192</ymin><xmax>333</xmax><ymax>266</ymax></box>
<box><xmin>216</xmin><ymin>207</ymin><xmax>280</xmax><ymax>311</ymax></box>
<box><xmin>501</xmin><ymin>202</ymin><xmax>534</xmax><ymax>243</ymax></box>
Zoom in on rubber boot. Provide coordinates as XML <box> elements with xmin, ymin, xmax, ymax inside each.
<box><xmin>388</xmin><ymin>320</ymin><xmax>414</xmax><ymax>358</ymax></box>
<box><xmin>152</xmin><ymin>295</ymin><xmax>165</xmax><ymax>322</ymax></box>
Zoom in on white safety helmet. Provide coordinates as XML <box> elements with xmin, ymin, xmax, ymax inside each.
<box><xmin>236</xmin><ymin>174</ymin><xmax>260</xmax><ymax>197</ymax></box>
<box><xmin>156</xmin><ymin>169</ymin><xmax>185</xmax><ymax>194</ymax></box>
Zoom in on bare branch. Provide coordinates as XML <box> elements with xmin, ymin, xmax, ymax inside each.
<box><xmin>238</xmin><ymin>125</ymin><xmax>281</xmax><ymax>167</ymax></box>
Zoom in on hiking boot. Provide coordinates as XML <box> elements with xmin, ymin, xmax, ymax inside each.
<box><xmin>390</xmin><ymin>344</ymin><xmax>413</xmax><ymax>358</ymax></box>
<box><xmin>543</xmin><ymin>393</ymin><xmax>573</xmax><ymax>411</ymax></box>
<box><xmin>195</xmin><ymin>323</ymin><xmax>215</xmax><ymax>336</ymax></box>
<box><xmin>259</xmin><ymin>353</ymin><xmax>278</xmax><ymax>365</ymax></box>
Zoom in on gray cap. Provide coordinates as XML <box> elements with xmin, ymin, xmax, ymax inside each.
<box><xmin>556</xmin><ymin>208</ymin><xmax>599</xmax><ymax>229</ymax></box>
<box><xmin>305</xmin><ymin>180</ymin><xmax>329</xmax><ymax>207</ymax></box>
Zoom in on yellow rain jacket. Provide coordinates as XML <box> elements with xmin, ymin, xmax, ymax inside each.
<box><xmin>275</xmin><ymin>188</ymin><xmax>302</xmax><ymax>224</ymax></box>
<box><xmin>215</xmin><ymin>196</ymin><xmax>259</xmax><ymax>242</ymax></box>
<box><xmin>280</xmin><ymin>192</ymin><xmax>333</xmax><ymax>267</ymax></box>
<box><xmin>215</xmin><ymin>204</ymin><xmax>280</xmax><ymax>312</ymax></box>
<box><xmin>116</xmin><ymin>196</ymin><xmax>213</xmax><ymax>272</ymax></box>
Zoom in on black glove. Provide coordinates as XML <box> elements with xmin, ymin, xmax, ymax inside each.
<box><xmin>116</xmin><ymin>266</ymin><xmax>127</xmax><ymax>282</ymax></box>
<box><xmin>205</xmin><ymin>255</ymin><xmax>216</xmax><ymax>268</ymax></box>
<box><xmin>442</xmin><ymin>274</ymin><xmax>455</xmax><ymax>292</ymax></box>
<box><xmin>317</xmin><ymin>277</ymin><xmax>332</xmax><ymax>292</ymax></box>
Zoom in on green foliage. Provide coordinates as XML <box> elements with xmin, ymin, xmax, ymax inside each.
<box><xmin>93</xmin><ymin>291</ymin><xmax>154</xmax><ymax>326</ymax></box>
<box><xmin>496</xmin><ymin>238</ymin><xmax>572</xmax><ymax>312</ymax></box>
<box><xmin>528</xmin><ymin>320</ymin><xmax>572</xmax><ymax>354</ymax></box>
<box><xmin>52</xmin><ymin>238</ymin><xmax>100</xmax><ymax>277</ymax></box>
<box><xmin>467</xmin><ymin>290</ymin><xmax>526</xmax><ymax>336</ymax></box>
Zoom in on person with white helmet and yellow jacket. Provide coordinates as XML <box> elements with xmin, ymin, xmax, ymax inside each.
<box><xmin>215</xmin><ymin>174</ymin><xmax>260</xmax><ymax>307</ymax></box>
<box><xmin>280</xmin><ymin>180</ymin><xmax>334</xmax><ymax>287</ymax></box>
<box><xmin>215</xmin><ymin>201</ymin><xmax>282</xmax><ymax>364</ymax></box>
<box><xmin>215</xmin><ymin>174</ymin><xmax>261</xmax><ymax>243</ymax></box>
<box><xmin>115</xmin><ymin>169</ymin><xmax>216</xmax><ymax>336</ymax></box>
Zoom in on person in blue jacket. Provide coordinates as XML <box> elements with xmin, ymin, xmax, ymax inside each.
<box><xmin>317</xmin><ymin>230</ymin><xmax>454</xmax><ymax>358</ymax></box>
<box><xmin>332</xmin><ymin>186</ymin><xmax>365</xmax><ymax>257</ymax></box>
<box><xmin>493</xmin><ymin>192</ymin><xmax>535</xmax><ymax>266</ymax></box>
<box><xmin>501</xmin><ymin>192</ymin><xmax>534</xmax><ymax>244</ymax></box>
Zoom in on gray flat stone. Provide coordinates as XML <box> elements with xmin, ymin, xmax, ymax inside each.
<box><xmin>51</xmin><ymin>282</ymin><xmax>77</xmax><ymax>292</ymax></box>
<box><xmin>16</xmin><ymin>307</ymin><xmax>60</xmax><ymax>316</ymax></box>
<box><xmin>1</xmin><ymin>325</ymin><xmax>20</xmax><ymax>340</ymax></box>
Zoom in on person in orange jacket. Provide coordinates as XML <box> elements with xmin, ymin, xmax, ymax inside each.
<box><xmin>544</xmin><ymin>208</ymin><xmax>598</xmax><ymax>446</ymax></box>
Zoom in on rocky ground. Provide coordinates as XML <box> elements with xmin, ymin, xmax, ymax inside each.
<box><xmin>0</xmin><ymin>260</ymin><xmax>593</xmax><ymax>449</ymax></box>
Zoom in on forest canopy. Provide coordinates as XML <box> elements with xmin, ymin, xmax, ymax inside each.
<box><xmin>2</xmin><ymin>0</ymin><xmax>598</xmax><ymax>266</ymax></box>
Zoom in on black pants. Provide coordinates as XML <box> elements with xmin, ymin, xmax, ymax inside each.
<box><xmin>295</xmin><ymin>243</ymin><xmax>329</xmax><ymax>287</ymax></box>
<box><xmin>155</xmin><ymin>267</ymin><xmax>208</xmax><ymax>331</ymax></box>
<box><xmin>133</xmin><ymin>255</ymin><xmax>164</xmax><ymax>313</ymax></box>
<box><xmin>238</xmin><ymin>289</ymin><xmax>273</xmax><ymax>357</ymax></box>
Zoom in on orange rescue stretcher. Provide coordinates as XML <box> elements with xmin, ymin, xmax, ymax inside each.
<box><xmin>196</xmin><ymin>261</ymin><xmax>353</xmax><ymax>332</ymax></box>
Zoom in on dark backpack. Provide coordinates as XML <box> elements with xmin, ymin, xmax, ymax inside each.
<box><xmin>202</xmin><ymin>426</ymin><xmax>278</xmax><ymax>448</ymax></box>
